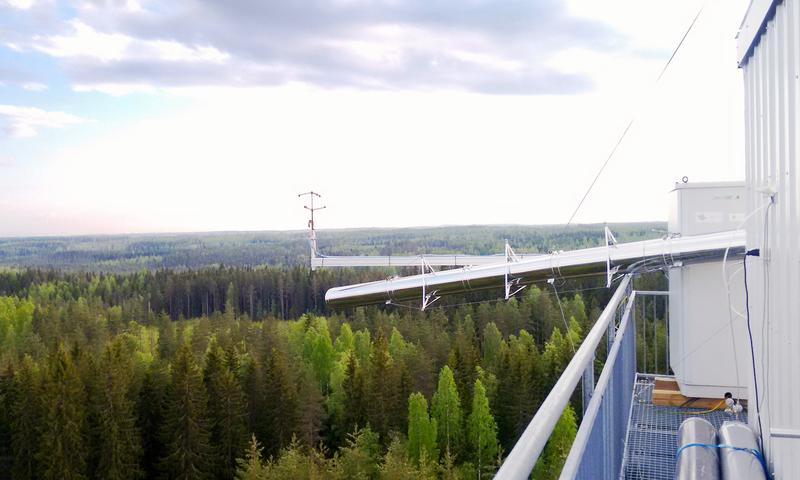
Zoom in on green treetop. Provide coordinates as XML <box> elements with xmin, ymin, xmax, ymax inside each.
<box><xmin>431</xmin><ymin>365</ymin><xmax>463</xmax><ymax>458</ymax></box>
<box><xmin>406</xmin><ymin>392</ymin><xmax>438</xmax><ymax>466</ymax></box>
<box><xmin>467</xmin><ymin>379</ymin><xmax>499</xmax><ymax>479</ymax></box>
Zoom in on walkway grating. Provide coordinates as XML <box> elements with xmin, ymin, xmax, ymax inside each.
<box><xmin>620</xmin><ymin>374</ymin><xmax>748</xmax><ymax>479</ymax></box>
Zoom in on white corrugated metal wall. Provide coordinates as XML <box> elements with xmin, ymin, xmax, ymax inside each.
<box><xmin>740</xmin><ymin>0</ymin><xmax>800</xmax><ymax>477</ymax></box>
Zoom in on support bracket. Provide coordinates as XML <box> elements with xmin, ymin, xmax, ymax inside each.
<box><xmin>421</xmin><ymin>258</ymin><xmax>440</xmax><ymax>311</ymax></box>
<box><xmin>504</xmin><ymin>240</ymin><xmax>527</xmax><ymax>299</ymax></box>
<box><xmin>605</xmin><ymin>225</ymin><xmax>620</xmax><ymax>287</ymax></box>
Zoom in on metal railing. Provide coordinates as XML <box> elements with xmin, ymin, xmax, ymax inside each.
<box><xmin>559</xmin><ymin>289</ymin><xmax>638</xmax><ymax>479</ymax></box>
<box><xmin>495</xmin><ymin>277</ymin><xmax>674</xmax><ymax>480</ymax></box>
<box><xmin>494</xmin><ymin>275</ymin><xmax>633</xmax><ymax>480</ymax></box>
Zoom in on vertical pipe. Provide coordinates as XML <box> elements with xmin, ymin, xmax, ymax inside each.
<box><xmin>653</xmin><ymin>296</ymin><xmax>658</xmax><ymax>374</ymax></box>
<box><xmin>666</xmin><ymin>295</ymin><xmax>670</xmax><ymax>373</ymax></box>
<box><xmin>642</xmin><ymin>295</ymin><xmax>647</xmax><ymax>373</ymax></box>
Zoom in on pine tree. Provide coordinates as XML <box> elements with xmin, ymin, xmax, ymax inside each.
<box><xmin>159</xmin><ymin>343</ymin><xmax>212</xmax><ymax>480</ymax></box>
<box><xmin>38</xmin><ymin>343</ymin><xmax>88</xmax><ymax>480</ymax></box>
<box><xmin>431</xmin><ymin>366</ymin><xmax>463</xmax><ymax>459</ymax></box>
<box><xmin>332</xmin><ymin>425</ymin><xmax>381</xmax><ymax>479</ymax></box>
<box><xmin>406</xmin><ymin>392</ymin><xmax>438</xmax><ymax>467</ymax></box>
<box><xmin>466</xmin><ymin>379</ymin><xmax>499</xmax><ymax>479</ymax></box>
<box><xmin>380</xmin><ymin>436</ymin><xmax>423</xmax><ymax>480</ymax></box>
<box><xmin>263</xmin><ymin>436</ymin><xmax>331</xmax><ymax>479</ymax></box>
<box><xmin>235</xmin><ymin>434</ymin><xmax>266</xmax><ymax>480</ymax></box>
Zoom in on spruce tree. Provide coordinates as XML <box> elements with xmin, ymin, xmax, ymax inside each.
<box><xmin>138</xmin><ymin>361</ymin><xmax>170</xmax><ymax>479</ymax></box>
<box><xmin>367</xmin><ymin>333</ymin><xmax>397</xmax><ymax>442</ymax></box>
<box><xmin>205</xmin><ymin>341</ymin><xmax>248</xmax><ymax>480</ymax></box>
<box><xmin>341</xmin><ymin>354</ymin><xmax>368</xmax><ymax>439</ymax></box>
<box><xmin>159</xmin><ymin>343</ymin><xmax>212</xmax><ymax>480</ymax></box>
<box><xmin>38</xmin><ymin>343</ymin><xmax>88</xmax><ymax>480</ymax></box>
<box><xmin>10</xmin><ymin>355</ymin><xmax>41</xmax><ymax>480</ymax></box>
<box><xmin>94</xmin><ymin>341</ymin><xmax>143</xmax><ymax>480</ymax></box>
<box><xmin>263</xmin><ymin>347</ymin><xmax>298</xmax><ymax>455</ymax></box>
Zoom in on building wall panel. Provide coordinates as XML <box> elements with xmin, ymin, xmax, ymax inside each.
<box><xmin>741</xmin><ymin>0</ymin><xmax>800</xmax><ymax>477</ymax></box>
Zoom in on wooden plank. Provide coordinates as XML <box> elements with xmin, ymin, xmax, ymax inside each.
<box><xmin>651</xmin><ymin>389</ymin><xmax>724</xmax><ymax>409</ymax></box>
<box><xmin>654</xmin><ymin>376</ymin><xmax>680</xmax><ymax>393</ymax></box>
<box><xmin>650</xmin><ymin>377</ymin><xmax>742</xmax><ymax>409</ymax></box>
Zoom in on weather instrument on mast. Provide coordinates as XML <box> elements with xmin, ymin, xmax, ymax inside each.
<box><xmin>298</xmin><ymin>191</ymin><xmax>325</xmax><ymax>269</ymax></box>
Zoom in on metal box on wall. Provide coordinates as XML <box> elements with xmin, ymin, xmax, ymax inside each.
<box><xmin>668</xmin><ymin>181</ymin><xmax>748</xmax><ymax>399</ymax></box>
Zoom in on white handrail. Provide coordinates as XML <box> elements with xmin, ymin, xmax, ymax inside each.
<box><xmin>494</xmin><ymin>275</ymin><xmax>632</xmax><ymax>480</ymax></box>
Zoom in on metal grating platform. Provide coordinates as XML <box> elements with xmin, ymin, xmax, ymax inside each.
<box><xmin>621</xmin><ymin>374</ymin><xmax>748</xmax><ymax>479</ymax></box>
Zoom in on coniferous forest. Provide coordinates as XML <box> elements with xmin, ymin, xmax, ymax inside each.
<box><xmin>0</xmin><ymin>226</ymin><xmax>667</xmax><ymax>479</ymax></box>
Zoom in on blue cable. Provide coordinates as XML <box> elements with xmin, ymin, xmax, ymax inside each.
<box><xmin>743</xmin><ymin>252</ymin><xmax>766</xmax><ymax>454</ymax></box>
<box><xmin>675</xmin><ymin>442</ymin><xmax>770</xmax><ymax>478</ymax></box>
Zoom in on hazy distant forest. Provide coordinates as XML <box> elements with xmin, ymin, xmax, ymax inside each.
<box><xmin>0</xmin><ymin>224</ymin><xmax>667</xmax><ymax>479</ymax></box>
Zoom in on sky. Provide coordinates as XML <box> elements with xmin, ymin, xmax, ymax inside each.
<box><xmin>0</xmin><ymin>0</ymin><xmax>751</xmax><ymax>237</ymax></box>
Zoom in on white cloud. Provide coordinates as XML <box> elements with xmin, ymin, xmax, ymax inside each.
<box><xmin>32</xmin><ymin>20</ymin><xmax>229</xmax><ymax>64</ymax></box>
<box><xmin>21</xmin><ymin>82</ymin><xmax>47</xmax><ymax>91</ymax></box>
<box><xmin>3</xmin><ymin>0</ymin><xmax>34</xmax><ymax>10</ymax></box>
<box><xmin>33</xmin><ymin>20</ymin><xmax>131</xmax><ymax>61</ymax></box>
<box><xmin>73</xmin><ymin>83</ymin><xmax>157</xmax><ymax>96</ymax></box>
<box><xmin>0</xmin><ymin>104</ymin><xmax>86</xmax><ymax>138</ymax></box>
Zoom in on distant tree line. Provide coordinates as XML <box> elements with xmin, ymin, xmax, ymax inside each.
<box><xmin>0</xmin><ymin>223</ymin><xmax>664</xmax><ymax>272</ymax></box>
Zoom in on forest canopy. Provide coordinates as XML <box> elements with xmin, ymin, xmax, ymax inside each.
<box><xmin>0</xmin><ymin>224</ymin><xmax>667</xmax><ymax>479</ymax></box>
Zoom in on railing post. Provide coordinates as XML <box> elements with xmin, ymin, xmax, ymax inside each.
<box><xmin>582</xmin><ymin>356</ymin><xmax>595</xmax><ymax>414</ymax></box>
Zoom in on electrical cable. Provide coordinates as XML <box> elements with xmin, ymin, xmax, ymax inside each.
<box><xmin>565</xmin><ymin>2</ymin><xmax>707</xmax><ymax>227</ymax></box>
<box><xmin>722</xmin><ymin>201</ymin><xmax>770</xmax><ymax>320</ymax></box>
<box><xmin>662</xmin><ymin>399</ymin><xmax>725</xmax><ymax>415</ymax></box>
<box><xmin>743</xmin><ymin>250</ymin><xmax>766</xmax><ymax>454</ymax></box>
<box><xmin>759</xmin><ymin>201</ymin><xmax>772</xmax><ymax>422</ymax></box>
<box><xmin>717</xmin><ymin>199</ymin><xmax>773</xmax><ymax>417</ymax></box>
<box><xmin>549</xmin><ymin>280</ymin><xmax>576</xmax><ymax>352</ymax></box>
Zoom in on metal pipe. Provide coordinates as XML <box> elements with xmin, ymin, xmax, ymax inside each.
<box><xmin>325</xmin><ymin>230</ymin><xmax>745</xmax><ymax>308</ymax></box>
<box><xmin>559</xmin><ymin>290</ymin><xmax>637</xmax><ymax>479</ymax></box>
<box><xmin>494</xmin><ymin>276</ymin><xmax>632</xmax><ymax>480</ymax></box>
<box><xmin>676</xmin><ymin>418</ymin><xmax>720</xmax><ymax>480</ymax></box>
<box><xmin>312</xmin><ymin>252</ymin><xmax>543</xmax><ymax>268</ymax></box>
<box><xmin>718</xmin><ymin>422</ymin><xmax>767</xmax><ymax>480</ymax></box>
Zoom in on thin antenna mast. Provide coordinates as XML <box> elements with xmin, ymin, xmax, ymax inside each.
<box><xmin>298</xmin><ymin>191</ymin><xmax>326</xmax><ymax>269</ymax></box>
